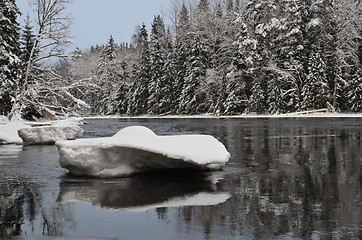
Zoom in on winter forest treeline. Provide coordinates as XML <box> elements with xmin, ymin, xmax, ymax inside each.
<box><xmin>1</xmin><ymin>0</ymin><xmax>362</xmax><ymax>118</ymax></box>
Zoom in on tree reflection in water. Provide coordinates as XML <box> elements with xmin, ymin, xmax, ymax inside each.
<box><xmin>0</xmin><ymin>118</ymin><xmax>361</xmax><ymax>239</ymax></box>
<box><xmin>0</xmin><ymin>179</ymin><xmax>74</xmax><ymax>238</ymax></box>
<box><xmin>165</xmin><ymin>118</ymin><xmax>362</xmax><ymax>239</ymax></box>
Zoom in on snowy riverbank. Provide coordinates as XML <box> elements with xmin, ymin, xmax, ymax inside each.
<box><xmin>85</xmin><ymin>112</ymin><xmax>362</xmax><ymax>119</ymax></box>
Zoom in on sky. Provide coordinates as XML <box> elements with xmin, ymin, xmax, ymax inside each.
<box><xmin>16</xmin><ymin>0</ymin><xmax>174</xmax><ymax>51</ymax></box>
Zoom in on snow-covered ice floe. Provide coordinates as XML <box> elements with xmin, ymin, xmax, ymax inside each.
<box><xmin>0</xmin><ymin>117</ymin><xmax>84</xmax><ymax>145</ymax></box>
<box><xmin>18</xmin><ymin>125</ymin><xmax>83</xmax><ymax>146</ymax></box>
<box><xmin>56</xmin><ymin>126</ymin><xmax>230</xmax><ymax>178</ymax></box>
<box><xmin>0</xmin><ymin>123</ymin><xmax>31</xmax><ymax>145</ymax></box>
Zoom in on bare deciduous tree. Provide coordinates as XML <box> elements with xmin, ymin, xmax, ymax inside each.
<box><xmin>11</xmin><ymin>0</ymin><xmax>89</xmax><ymax>119</ymax></box>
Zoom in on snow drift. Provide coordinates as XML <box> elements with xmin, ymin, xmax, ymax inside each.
<box><xmin>56</xmin><ymin>126</ymin><xmax>230</xmax><ymax>178</ymax></box>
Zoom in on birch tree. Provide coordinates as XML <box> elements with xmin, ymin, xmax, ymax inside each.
<box><xmin>11</xmin><ymin>0</ymin><xmax>81</xmax><ymax>118</ymax></box>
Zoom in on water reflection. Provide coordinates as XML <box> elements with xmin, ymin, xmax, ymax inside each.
<box><xmin>58</xmin><ymin>172</ymin><xmax>230</xmax><ymax>212</ymax></box>
<box><xmin>0</xmin><ymin>118</ymin><xmax>361</xmax><ymax>239</ymax></box>
<box><xmin>171</xmin><ymin>118</ymin><xmax>362</xmax><ymax>239</ymax></box>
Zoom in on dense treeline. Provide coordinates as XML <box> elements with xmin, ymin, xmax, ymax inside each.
<box><xmin>1</xmin><ymin>0</ymin><xmax>362</xmax><ymax>118</ymax></box>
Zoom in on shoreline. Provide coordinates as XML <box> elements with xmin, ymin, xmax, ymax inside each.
<box><xmin>84</xmin><ymin>112</ymin><xmax>362</xmax><ymax>119</ymax></box>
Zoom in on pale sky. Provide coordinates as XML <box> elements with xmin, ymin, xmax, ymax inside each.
<box><xmin>16</xmin><ymin>0</ymin><xmax>174</xmax><ymax>51</ymax></box>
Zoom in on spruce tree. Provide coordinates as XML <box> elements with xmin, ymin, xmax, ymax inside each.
<box><xmin>301</xmin><ymin>51</ymin><xmax>330</xmax><ymax>110</ymax></box>
<box><xmin>148</xmin><ymin>15</ymin><xmax>166</xmax><ymax>114</ymax></box>
<box><xmin>333</xmin><ymin>0</ymin><xmax>362</xmax><ymax>110</ymax></box>
<box><xmin>94</xmin><ymin>35</ymin><xmax>119</xmax><ymax>115</ymax></box>
<box><xmin>178</xmin><ymin>37</ymin><xmax>205</xmax><ymax>114</ymax></box>
<box><xmin>309</xmin><ymin>0</ymin><xmax>336</xmax><ymax>108</ymax></box>
<box><xmin>0</xmin><ymin>0</ymin><xmax>22</xmax><ymax>116</ymax></box>
<box><xmin>128</xmin><ymin>24</ymin><xmax>150</xmax><ymax>115</ymax></box>
<box><xmin>174</xmin><ymin>3</ymin><xmax>190</xmax><ymax>112</ymax></box>
<box><xmin>160</xmin><ymin>29</ymin><xmax>177</xmax><ymax>113</ymax></box>
<box><xmin>224</xmin><ymin>15</ymin><xmax>249</xmax><ymax>114</ymax></box>
<box><xmin>246</xmin><ymin>0</ymin><xmax>279</xmax><ymax>113</ymax></box>
<box><xmin>347</xmin><ymin>70</ymin><xmax>362</xmax><ymax>112</ymax></box>
<box><xmin>276</xmin><ymin>0</ymin><xmax>310</xmax><ymax>112</ymax></box>
<box><xmin>20</xmin><ymin>15</ymin><xmax>36</xmax><ymax>66</ymax></box>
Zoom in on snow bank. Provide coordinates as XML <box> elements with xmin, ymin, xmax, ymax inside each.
<box><xmin>56</xmin><ymin>126</ymin><xmax>230</xmax><ymax>178</ymax></box>
<box><xmin>0</xmin><ymin>123</ymin><xmax>31</xmax><ymax>144</ymax></box>
<box><xmin>18</xmin><ymin>125</ymin><xmax>83</xmax><ymax>145</ymax></box>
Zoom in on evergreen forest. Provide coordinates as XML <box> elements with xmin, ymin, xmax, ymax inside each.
<box><xmin>1</xmin><ymin>0</ymin><xmax>362</xmax><ymax>118</ymax></box>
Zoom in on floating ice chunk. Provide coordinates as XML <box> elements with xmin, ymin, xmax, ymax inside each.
<box><xmin>18</xmin><ymin>125</ymin><xmax>83</xmax><ymax>146</ymax></box>
<box><xmin>56</xmin><ymin>126</ymin><xmax>230</xmax><ymax>178</ymax></box>
<box><xmin>0</xmin><ymin>123</ymin><xmax>30</xmax><ymax>145</ymax></box>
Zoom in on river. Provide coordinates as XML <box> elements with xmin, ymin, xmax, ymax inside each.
<box><xmin>0</xmin><ymin>117</ymin><xmax>361</xmax><ymax>240</ymax></box>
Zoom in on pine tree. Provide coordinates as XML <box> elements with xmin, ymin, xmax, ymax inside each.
<box><xmin>0</xmin><ymin>0</ymin><xmax>22</xmax><ymax>116</ymax></box>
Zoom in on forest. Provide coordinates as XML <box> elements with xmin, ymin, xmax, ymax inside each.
<box><xmin>1</xmin><ymin>0</ymin><xmax>362</xmax><ymax>118</ymax></box>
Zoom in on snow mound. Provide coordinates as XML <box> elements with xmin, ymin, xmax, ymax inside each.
<box><xmin>18</xmin><ymin>125</ymin><xmax>83</xmax><ymax>146</ymax></box>
<box><xmin>56</xmin><ymin>126</ymin><xmax>230</xmax><ymax>178</ymax></box>
<box><xmin>0</xmin><ymin>123</ymin><xmax>31</xmax><ymax>145</ymax></box>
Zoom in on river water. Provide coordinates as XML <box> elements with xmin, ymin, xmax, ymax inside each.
<box><xmin>0</xmin><ymin>118</ymin><xmax>361</xmax><ymax>240</ymax></box>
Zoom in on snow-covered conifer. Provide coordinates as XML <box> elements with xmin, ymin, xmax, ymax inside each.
<box><xmin>148</xmin><ymin>15</ymin><xmax>167</xmax><ymax>114</ymax></box>
<box><xmin>128</xmin><ymin>24</ymin><xmax>151</xmax><ymax>115</ymax></box>
<box><xmin>301</xmin><ymin>51</ymin><xmax>330</xmax><ymax>110</ymax></box>
<box><xmin>0</xmin><ymin>0</ymin><xmax>21</xmax><ymax>116</ymax></box>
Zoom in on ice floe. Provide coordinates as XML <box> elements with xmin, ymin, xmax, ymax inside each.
<box><xmin>0</xmin><ymin>117</ymin><xmax>84</xmax><ymax>145</ymax></box>
<box><xmin>18</xmin><ymin>125</ymin><xmax>83</xmax><ymax>146</ymax></box>
<box><xmin>56</xmin><ymin>126</ymin><xmax>230</xmax><ymax>178</ymax></box>
<box><xmin>0</xmin><ymin>123</ymin><xmax>31</xmax><ymax>145</ymax></box>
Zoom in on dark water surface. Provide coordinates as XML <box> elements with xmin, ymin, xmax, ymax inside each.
<box><xmin>0</xmin><ymin>118</ymin><xmax>361</xmax><ymax>240</ymax></box>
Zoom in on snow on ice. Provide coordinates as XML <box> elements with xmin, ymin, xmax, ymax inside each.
<box><xmin>0</xmin><ymin>123</ymin><xmax>31</xmax><ymax>144</ymax></box>
<box><xmin>56</xmin><ymin>126</ymin><xmax>231</xmax><ymax>178</ymax></box>
<box><xmin>0</xmin><ymin>117</ymin><xmax>84</xmax><ymax>145</ymax></box>
<box><xmin>18</xmin><ymin>125</ymin><xmax>83</xmax><ymax>145</ymax></box>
